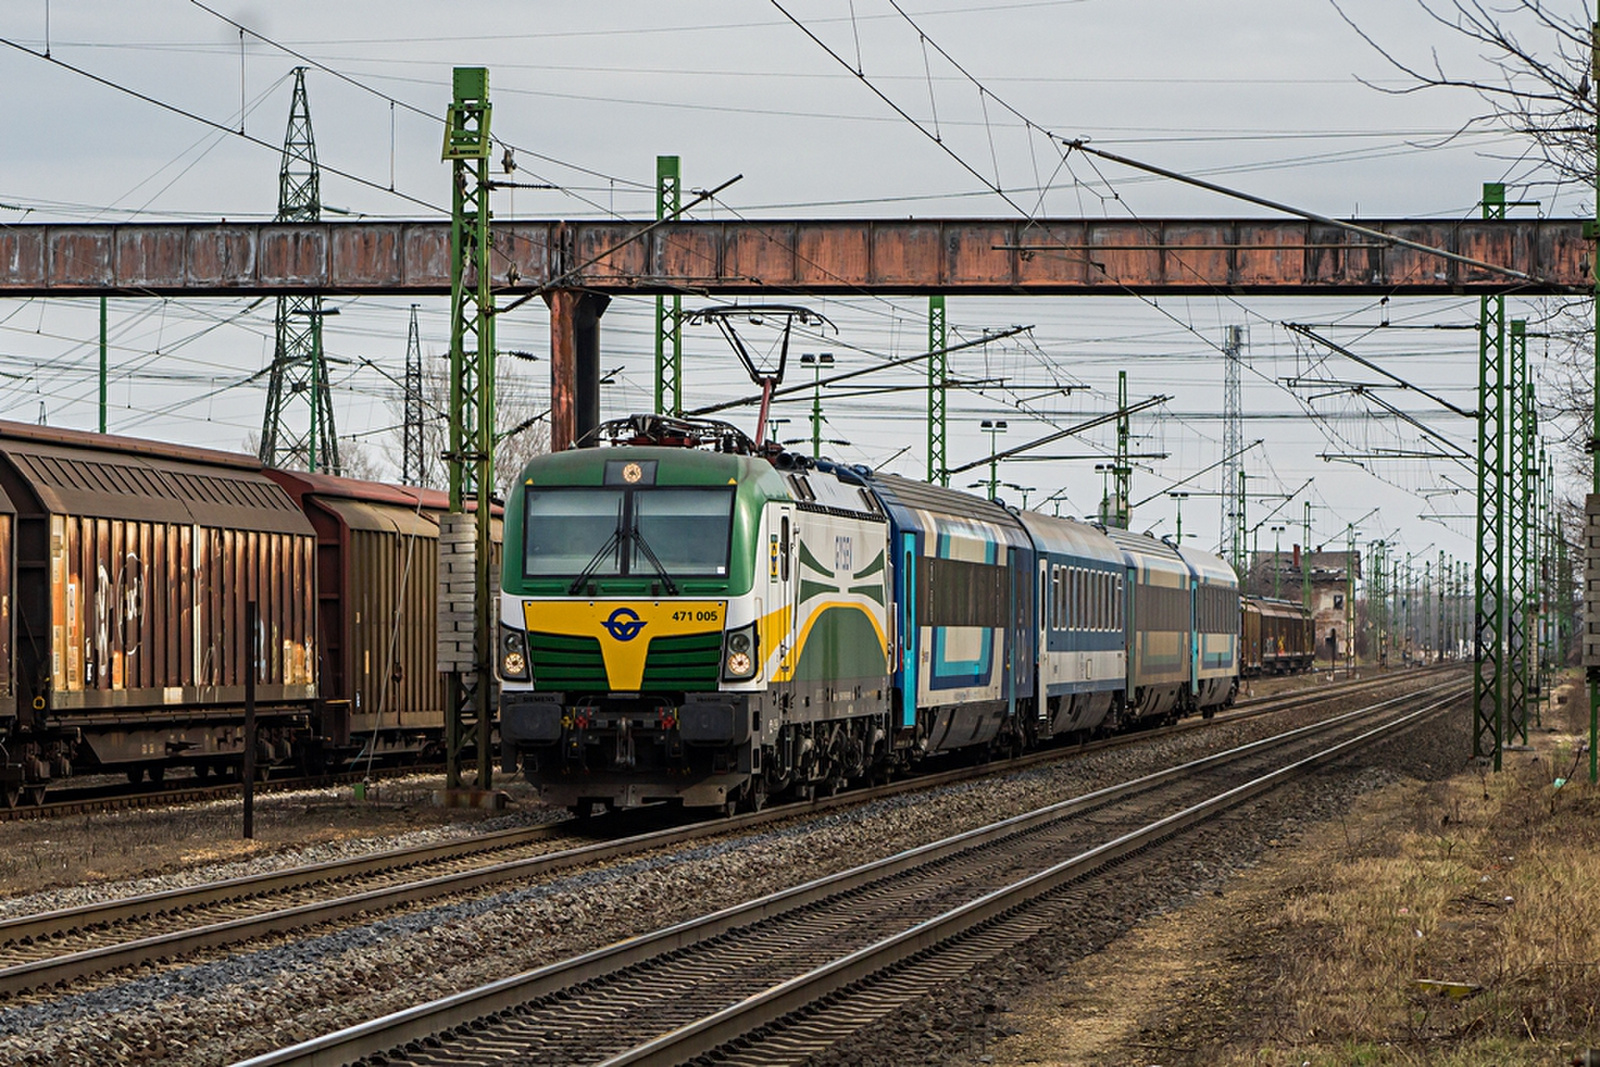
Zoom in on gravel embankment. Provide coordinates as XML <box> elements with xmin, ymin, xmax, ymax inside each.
<box><xmin>0</xmin><ymin>672</ymin><xmax>1458</xmax><ymax>1066</ymax></box>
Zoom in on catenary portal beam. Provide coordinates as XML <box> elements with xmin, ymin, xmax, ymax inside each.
<box><xmin>0</xmin><ymin>217</ymin><xmax>1588</xmax><ymax>298</ymax></box>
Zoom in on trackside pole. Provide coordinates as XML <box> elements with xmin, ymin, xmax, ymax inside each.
<box><xmin>243</xmin><ymin>600</ymin><xmax>257</xmax><ymax>840</ymax></box>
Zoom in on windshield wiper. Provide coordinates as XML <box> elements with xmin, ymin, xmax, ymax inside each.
<box><xmin>567</xmin><ymin>498</ymin><xmax>625</xmax><ymax>595</ymax></box>
<box><xmin>629</xmin><ymin>515</ymin><xmax>680</xmax><ymax>596</ymax></box>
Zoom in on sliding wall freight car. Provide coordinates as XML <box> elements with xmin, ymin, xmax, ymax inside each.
<box><xmin>265</xmin><ymin>470</ymin><xmax>503</xmax><ymax>770</ymax></box>
<box><xmin>0</xmin><ymin>422</ymin><xmax>317</xmax><ymax>805</ymax></box>
<box><xmin>0</xmin><ymin>421</ymin><xmax>503</xmax><ymax>806</ymax></box>
<box><xmin>1240</xmin><ymin>595</ymin><xmax>1315</xmax><ymax>675</ymax></box>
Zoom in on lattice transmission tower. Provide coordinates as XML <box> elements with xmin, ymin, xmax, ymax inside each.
<box><xmin>1221</xmin><ymin>325</ymin><xmax>1246</xmax><ymax>576</ymax></box>
<box><xmin>401</xmin><ymin>304</ymin><xmax>428</xmax><ymax>487</ymax></box>
<box><xmin>260</xmin><ymin>67</ymin><xmax>340</xmax><ymax>475</ymax></box>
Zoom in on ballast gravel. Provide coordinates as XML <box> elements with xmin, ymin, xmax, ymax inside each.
<box><xmin>0</xmin><ymin>671</ymin><xmax>1460</xmax><ymax>1066</ymax></box>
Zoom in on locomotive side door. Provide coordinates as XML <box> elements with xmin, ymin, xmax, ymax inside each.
<box><xmin>766</xmin><ymin>505</ymin><xmax>795</xmax><ymax>680</ymax></box>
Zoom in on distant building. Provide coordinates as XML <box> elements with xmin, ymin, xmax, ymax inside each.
<box><xmin>1248</xmin><ymin>548</ymin><xmax>1362</xmax><ymax>664</ymax></box>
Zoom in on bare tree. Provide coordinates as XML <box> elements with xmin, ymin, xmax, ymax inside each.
<box><xmin>1334</xmin><ymin>0</ymin><xmax>1596</xmax><ymax>482</ymax></box>
<box><xmin>1331</xmin><ymin>1</ymin><xmax>1595</xmax><ymax>190</ymax></box>
<box><xmin>395</xmin><ymin>355</ymin><xmax>549</xmax><ymax>498</ymax></box>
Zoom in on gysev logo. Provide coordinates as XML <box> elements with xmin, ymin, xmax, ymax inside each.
<box><xmin>601</xmin><ymin>607</ymin><xmax>647</xmax><ymax>641</ymax></box>
<box><xmin>524</xmin><ymin>600</ymin><xmax>728</xmax><ymax>690</ymax></box>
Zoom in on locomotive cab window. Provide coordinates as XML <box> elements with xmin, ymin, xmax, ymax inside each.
<box><xmin>524</xmin><ymin>486</ymin><xmax>735</xmax><ymax>579</ymax></box>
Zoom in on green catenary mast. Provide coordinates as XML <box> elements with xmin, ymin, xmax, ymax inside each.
<box><xmin>1475</xmin><ymin>182</ymin><xmax>1507</xmax><ymax>769</ymax></box>
<box><xmin>441</xmin><ymin>67</ymin><xmax>496</xmax><ymax>792</ymax></box>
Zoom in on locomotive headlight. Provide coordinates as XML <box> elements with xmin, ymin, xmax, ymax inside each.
<box><xmin>722</xmin><ymin>622</ymin><xmax>759</xmax><ymax>681</ymax></box>
<box><xmin>500</xmin><ymin>624</ymin><xmax>532</xmax><ymax>682</ymax></box>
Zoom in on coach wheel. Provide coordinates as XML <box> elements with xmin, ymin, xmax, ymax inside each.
<box><xmin>742</xmin><ymin>781</ymin><xmax>768</xmax><ymax>815</ymax></box>
<box><xmin>24</xmin><ymin>786</ymin><xmax>46</xmax><ymax>807</ymax></box>
<box><xmin>148</xmin><ymin>765</ymin><xmax>166</xmax><ymax>786</ymax></box>
<box><xmin>126</xmin><ymin>767</ymin><xmax>145</xmax><ymax>786</ymax></box>
<box><xmin>1</xmin><ymin>783</ymin><xmax>18</xmax><ymax>809</ymax></box>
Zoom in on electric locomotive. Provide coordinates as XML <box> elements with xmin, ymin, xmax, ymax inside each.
<box><xmin>498</xmin><ymin>416</ymin><xmax>892</xmax><ymax>814</ymax></box>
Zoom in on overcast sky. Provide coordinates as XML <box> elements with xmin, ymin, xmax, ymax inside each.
<box><xmin>1</xmin><ymin>0</ymin><xmax>1587</xmax><ymax>577</ymax></box>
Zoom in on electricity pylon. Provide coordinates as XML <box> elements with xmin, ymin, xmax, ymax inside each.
<box><xmin>260</xmin><ymin>67</ymin><xmax>340</xmax><ymax>475</ymax></box>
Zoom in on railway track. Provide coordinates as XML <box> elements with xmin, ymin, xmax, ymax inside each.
<box><xmin>236</xmin><ymin>677</ymin><xmax>1466</xmax><ymax>1067</ymax></box>
<box><xmin>0</xmin><ymin>762</ymin><xmax>449</xmax><ymax>823</ymax></box>
<box><xmin>0</xmin><ymin>667</ymin><xmax>1453</xmax><ymax>1003</ymax></box>
<box><xmin>0</xmin><ymin>665</ymin><xmax>1440</xmax><ymax>824</ymax></box>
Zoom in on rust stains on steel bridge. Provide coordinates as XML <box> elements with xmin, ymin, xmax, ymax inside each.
<box><xmin>0</xmin><ymin>217</ymin><xmax>1588</xmax><ymax>298</ymax></box>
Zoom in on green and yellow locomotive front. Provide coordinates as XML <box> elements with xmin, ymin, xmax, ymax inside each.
<box><xmin>498</xmin><ymin>445</ymin><xmax>788</xmax><ymax>813</ymax></box>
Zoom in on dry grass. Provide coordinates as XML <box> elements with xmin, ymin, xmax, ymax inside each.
<box><xmin>1276</xmin><ymin>744</ymin><xmax>1600</xmax><ymax>1065</ymax></box>
<box><xmin>971</xmin><ymin>676</ymin><xmax>1600</xmax><ymax>1067</ymax></box>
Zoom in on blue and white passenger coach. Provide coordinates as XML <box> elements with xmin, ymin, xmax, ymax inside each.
<box><xmin>1017</xmin><ymin>511</ymin><xmax>1126</xmax><ymax>737</ymax></box>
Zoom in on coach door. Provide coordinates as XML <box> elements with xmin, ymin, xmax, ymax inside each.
<box><xmin>897</xmin><ymin>533</ymin><xmax>918</xmax><ymax>729</ymax></box>
<box><xmin>1037</xmin><ymin>560</ymin><xmax>1050</xmax><ymax>710</ymax></box>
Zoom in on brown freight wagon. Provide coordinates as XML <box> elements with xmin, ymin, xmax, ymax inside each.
<box><xmin>0</xmin><ymin>421</ymin><xmax>317</xmax><ymax>801</ymax></box>
<box><xmin>1241</xmin><ymin>595</ymin><xmax>1314</xmax><ymax>675</ymax></box>
<box><xmin>265</xmin><ymin>470</ymin><xmax>450</xmax><ymax>766</ymax></box>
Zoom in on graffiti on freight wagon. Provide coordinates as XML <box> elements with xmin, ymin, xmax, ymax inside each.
<box><xmin>88</xmin><ymin>553</ymin><xmax>144</xmax><ymax>682</ymax></box>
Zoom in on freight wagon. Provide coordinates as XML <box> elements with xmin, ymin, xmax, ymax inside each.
<box><xmin>1240</xmin><ymin>595</ymin><xmax>1315</xmax><ymax>675</ymax></box>
<box><xmin>0</xmin><ymin>421</ymin><xmax>500</xmax><ymax>806</ymax></box>
<box><xmin>0</xmin><ymin>422</ymin><xmax>316</xmax><ymax>804</ymax></box>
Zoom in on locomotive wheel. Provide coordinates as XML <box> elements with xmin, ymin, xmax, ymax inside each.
<box><xmin>1</xmin><ymin>783</ymin><xmax>18</xmax><ymax>809</ymax></box>
<box><xmin>24</xmin><ymin>786</ymin><xmax>46</xmax><ymax>806</ymax></box>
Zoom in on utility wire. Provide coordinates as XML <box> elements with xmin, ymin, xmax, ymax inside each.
<box><xmin>0</xmin><ymin>36</ymin><xmax>442</xmax><ymax>213</ymax></box>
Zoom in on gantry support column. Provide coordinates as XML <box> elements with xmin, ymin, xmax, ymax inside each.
<box><xmin>927</xmin><ymin>295</ymin><xmax>948</xmax><ymax>486</ymax></box>
<box><xmin>441</xmin><ymin>66</ymin><xmax>496</xmax><ymax>793</ymax></box>
<box><xmin>1506</xmin><ymin>319</ymin><xmax>1530</xmax><ymax>746</ymax></box>
<box><xmin>1112</xmin><ymin>371</ymin><xmax>1131</xmax><ymax>529</ymax></box>
<box><xmin>653</xmin><ymin>155</ymin><xmax>683</xmax><ymax>417</ymax></box>
<box><xmin>1475</xmin><ymin>182</ymin><xmax>1508</xmax><ymax>769</ymax></box>
<box><xmin>547</xmin><ymin>290</ymin><xmax>611</xmax><ymax>450</ymax></box>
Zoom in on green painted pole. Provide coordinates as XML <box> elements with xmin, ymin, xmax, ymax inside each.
<box><xmin>928</xmin><ymin>295</ymin><xmax>947</xmax><ymax>485</ymax></box>
<box><xmin>1114</xmin><ymin>370</ymin><xmax>1131</xmax><ymax>529</ymax></box>
<box><xmin>1302</xmin><ymin>501</ymin><xmax>1312</xmax><ymax>611</ymax></box>
<box><xmin>1476</xmin><ymin>181</ymin><xmax>1507</xmax><ymax>770</ymax></box>
<box><xmin>654</xmin><ymin>155</ymin><xmax>682</xmax><ymax>417</ymax></box>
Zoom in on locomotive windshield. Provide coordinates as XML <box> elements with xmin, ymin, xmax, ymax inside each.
<box><xmin>524</xmin><ymin>486</ymin><xmax>734</xmax><ymax>580</ymax></box>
